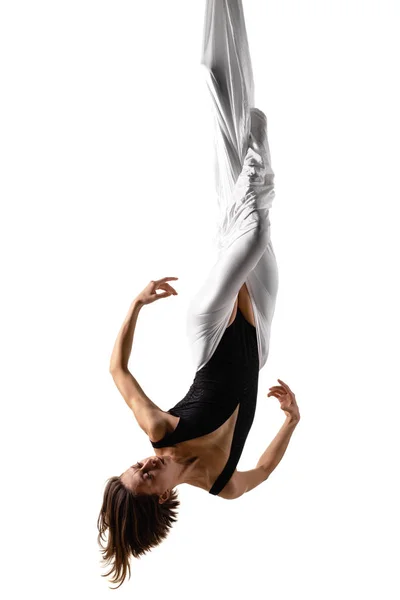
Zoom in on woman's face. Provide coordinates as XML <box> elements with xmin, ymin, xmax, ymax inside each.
<box><xmin>120</xmin><ymin>455</ymin><xmax>174</xmax><ymax>502</ymax></box>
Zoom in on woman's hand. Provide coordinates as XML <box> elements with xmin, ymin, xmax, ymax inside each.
<box><xmin>267</xmin><ymin>378</ymin><xmax>300</xmax><ymax>423</ymax></box>
<box><xmin>135</xmin><ymin>277</ymin><xmax>179</xmax><ymax>306</ymax></box>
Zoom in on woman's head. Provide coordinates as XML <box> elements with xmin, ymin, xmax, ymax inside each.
<box><xmin>97</xmin><ymin>455</ymin><xmax>180</xmax><ymax>589</ymax></box>
<box><xmin>119</xmin><ymin>455</ymin><xmax>180</xmax><ymax>501</ymax></box>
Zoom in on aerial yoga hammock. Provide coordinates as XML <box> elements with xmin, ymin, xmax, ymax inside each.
<box><xmin>187</xmin><ymin>0</ymin><xmax>278</xmax><ymax>373</ymax></box>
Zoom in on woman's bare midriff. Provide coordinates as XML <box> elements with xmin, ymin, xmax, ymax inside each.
<box><xmin>150</xmin><ymin>404</ymin><xmax>241</xmax><ymax>497</ymax></box>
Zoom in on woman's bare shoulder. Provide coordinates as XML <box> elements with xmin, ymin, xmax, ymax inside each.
<box><xmin>148</xmin><ymin>412</ymin><xmax>179</xmax><ymax>443</ymax></box>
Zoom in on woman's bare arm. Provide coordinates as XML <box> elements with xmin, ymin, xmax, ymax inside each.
<box><xmin>224</xmin><ymin>380</ymin><xmax>300</xmax><ymax>499</ymax></box>
<box><xmin>109</xmin><ymin>298</ymin><xmax>163</xmax><ymax>434</ymax></box>
<box><xmin>109</xmin><ymin>298</ymin><xmax>142</xmax><ymax>373</ymax></box>
<box><xmin>109</xmin><ymin>278</ymin><xmax>178</xmax><ymax>435</ymax></box>
<box><xmin>256</xmin><ymin>415</ymin><xmax>299</xmax><ymax>474</ymax></box>
<box><xmin>224</xmin><ymin>416</ymin><xmax>299</xmax><ymax>499</ymax></box>
<box><xmin>109</xmin><ymin>277</ymin><xmax>178</xmax><ymax>371</ymax></box>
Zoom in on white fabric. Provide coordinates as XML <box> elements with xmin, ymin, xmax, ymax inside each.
<box><xmin>186</xmin><ymin>0</ymin><xmax>279</xmax><ymax>372</ymax></box>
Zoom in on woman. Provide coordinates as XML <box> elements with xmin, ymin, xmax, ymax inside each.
<box><xmin>98</xmin><ymin>0</ymin><xmax>300</xmax><ymax>589</ymax></box>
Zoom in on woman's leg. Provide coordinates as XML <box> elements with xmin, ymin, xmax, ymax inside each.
<box><xmin>200</xmin><ymin>0</ymin><xmax>255</xmax><ymax>224</ymax></box>
<box><xmin>187</xmin><ymin>218</ymin><xmax>270</xmax><ymax>371</ymax></box>
<box><xmin>187</xmin><ymin>0</ymin><xmax>278</xmax><ymax>372</ymax></box>
<box><xmin>245</xmin><ymin>240</ymin><xmax>279</xmax><ymax>370</ymax></box>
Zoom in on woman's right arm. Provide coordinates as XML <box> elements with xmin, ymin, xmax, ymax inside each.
<box><xmin>109</xmin><ymin>277</ymin><xmax>179</xmax><ymax>436</ymax></box>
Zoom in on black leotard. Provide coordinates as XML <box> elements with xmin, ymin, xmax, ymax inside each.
<box><xmin>151</xmin><ymin>307</ymin><xmax>259</xmax><ymax>496</ymax></box>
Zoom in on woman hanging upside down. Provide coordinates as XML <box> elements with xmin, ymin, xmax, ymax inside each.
<box><xmin>98</xmin><ymin>0</ymin><xmax>300</xmax><ymax>589</ymax></box>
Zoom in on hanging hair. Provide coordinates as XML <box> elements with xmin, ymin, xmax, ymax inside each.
<box><xmin>97</xmin><ymin>475</ymin><xmax>180</xmax><ymax>589</ymax></box>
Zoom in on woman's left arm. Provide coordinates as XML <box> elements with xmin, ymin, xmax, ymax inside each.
<box><xmin>109</xmin><ymin>278</ymin><xmax>178</xmax><ymax>435</ymax></box>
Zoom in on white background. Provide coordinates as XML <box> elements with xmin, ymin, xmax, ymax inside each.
<box><xmin>1</xmin><ymin>0</ymin><xmax>399</xmax><ymax>598</ymax></box>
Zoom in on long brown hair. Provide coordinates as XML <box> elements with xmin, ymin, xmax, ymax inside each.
<box><xmin>97</xmin><ymin>475</ymin><xmax>180</xmax><ymax>589</ymax></box>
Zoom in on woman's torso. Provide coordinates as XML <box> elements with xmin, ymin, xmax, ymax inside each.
<box><xmin>149</xmin><ymin>307</ymin><xmax>260</xmax><ymax>496</ymax></box>
<box><xmin>151</xmin><ymin>404</ymin><xmax>242</xmax><ymax>496</ymax></box>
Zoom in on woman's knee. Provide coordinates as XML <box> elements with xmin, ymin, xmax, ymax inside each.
<box><xmin>246</xmin><ymin>213</ymin><xmax>271</xmax><ymax>255</ymax></box>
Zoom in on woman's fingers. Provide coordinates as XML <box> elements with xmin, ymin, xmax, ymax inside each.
<box><xmin>268</xmin><ymin>381</ymin><xmax>292</xmax><ymax>402</ymax></box>
<box><xmin>152</xmin><ymin>282</ymin><xmax>179</xmax><ymax>300</ymax></box>
<box><xmin>159</xmin><ymin>283</ymin><xmax>178</xmax><ymax>295</ymax></box>
<box><xmin>268</xmin><ymin>380</ymin><xmax>295</xmax><ymax>397</ymax></box>
<box><xmin>155</xmin><ymin>277</ymin><xmax>179</xmax><ymax>284</ymax></box>
<box><xmin>137</xmin><ymin>278</ymin><xmax>179</xmax><ymax>306</ymax></box>
<box><xmin>268</xmin><ymin>386</ymin><xmax>285</xmax><ymax>396</ymax></box>
<box><xmin>277</xmin><ymin>378</ymin><xmax>294</xmax><ymax>396</ymax></box>
<box><xmin>165</xmin><ymin>283</ymin><xmax>178</xmax><ymax>295</ymax></box>
<box><xmin>267</xmin><ymin>390</ymin><xmax>285</xmax><ymax>398</ymax></box>
<box><xmin>155</xmin><ymin>278</ymin><xmax>179</xmax><ymax>295</ymax></box>
<box><xmin>149</xmin><ymin>278</ymin><xmax>179</xmax><ymax>301</ymax></box>
<box><xmin>267</xmin><ymin>380</ymin><xmax>300</xmax><ymax>421</ymax></box>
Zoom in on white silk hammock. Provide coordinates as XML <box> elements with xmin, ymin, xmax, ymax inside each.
<box><xmin>186</xmin><ymin>0</ymin><xmax>279</xmax><ymax>373</ymax></box>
